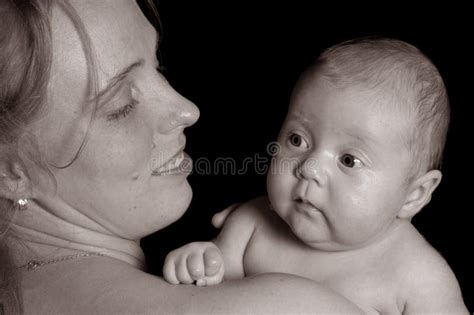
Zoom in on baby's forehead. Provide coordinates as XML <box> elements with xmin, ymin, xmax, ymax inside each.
<box><xmin>288</xmin><ymin>78</ymin><xmax>416</xmax><ymax>142</ymax></box>
<box><xmin>293</xmin><ymin>73</ymin><xmax>412</xmax><ymax>115</ymax></box>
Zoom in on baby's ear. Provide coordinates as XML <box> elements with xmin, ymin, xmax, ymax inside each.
<box><xmin>398</xmin><ymin>169</ymin><xmax>442</xmax><ymax>219</ymax></box>
<box><xmin>0</xmin><ymin>158</ymin><xmax>33</xmax><ymax>201</ymax></box>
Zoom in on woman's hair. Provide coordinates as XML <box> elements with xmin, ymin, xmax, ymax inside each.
<box><xmin>1</xmin><ymin>0</ymin><xmax>53</xmax><ymax>312</ymax></box>
<box><xmin>0</xmin><ymin>0</ymin><xmax>159</xmax><ymax>312</ymax></box>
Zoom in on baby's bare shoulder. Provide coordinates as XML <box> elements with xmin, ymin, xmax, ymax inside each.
<box><xmin>393</xmin><ymin>227</ymin><xmax>467</xmax><ymax>314</ymax></box>
<box><xmin>215</xmin><ymin>196</ymin><xmax>273</xmax><ymax>249</ymax></box>
<box><xmin>227</xmin><ymin>196</ymin><xmax>273</xmax><ymax>225</ymax></box>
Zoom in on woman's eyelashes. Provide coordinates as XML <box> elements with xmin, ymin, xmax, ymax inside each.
<box><xmin>106</xmin><ymin>99</ymin><xmax>138</xmax><ymax>121</ymax></box>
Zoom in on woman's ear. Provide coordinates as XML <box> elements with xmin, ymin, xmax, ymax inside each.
<box><xmin>398</xmin><ymin>169</ymin><xmax>442</xmax><ymax>219</ymax></box>
<box><xmin>0</xmin><ymin>159</ymin><xmax>32</xmax><ymax>201</ymax></box>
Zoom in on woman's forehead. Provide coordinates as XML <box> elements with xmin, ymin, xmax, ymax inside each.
<box><xmin>50</xmin><ymin>0</ymin><xmax>156</xmax><ymax>88</ymax></box>
<box><xmin>38</xmin><ymin>0</ymin><xmax>157</xmax><ymax>163</ymax></box>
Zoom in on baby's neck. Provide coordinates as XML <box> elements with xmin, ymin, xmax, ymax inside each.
<box><xmin>9</xmin><ymin>197</ymin><xmax>145</xmax><ymax>270</ymax></box>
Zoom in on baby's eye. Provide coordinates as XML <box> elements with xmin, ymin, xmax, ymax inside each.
<box><xmin>339</xmin><ymin>154</ymin><xmax>362</xmax><ymax>168</ymax></box>
<box><xmin>289</xmin><ymin>133</ymin><xmax>309</xmax><ymax>148</ymax></box>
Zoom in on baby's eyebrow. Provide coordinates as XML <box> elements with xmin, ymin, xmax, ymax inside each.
<box><xmin>344</xmin><ymin>130</ymin><xmax>380</xmax><ymax>150</ymax></box>
<box><xmin>287</xmin><ymin>112</ymin><xmax>311</xmax><ymax>123</ymax></box>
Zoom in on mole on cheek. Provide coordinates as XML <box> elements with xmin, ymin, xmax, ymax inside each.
<box><xmin>131</xmin><ymin>172</ymin><xmax>140</xmax><ymax>180</ymax></box>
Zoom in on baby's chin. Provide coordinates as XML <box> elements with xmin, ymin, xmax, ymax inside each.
<box><xmin>300</xmin><ymin>231</ymin><xmax>400</xmax><ymax>253</ymax></box>
<box><xmin>284</xmin><ymin>220</ymin><xmax>375</xmax><ymax>252</ymax></box>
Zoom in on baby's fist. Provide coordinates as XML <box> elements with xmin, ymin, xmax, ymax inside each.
<box><xmin>163</xmin><ymin>242</ymin><xmax>224</xmax><ymax>286</ymax></box>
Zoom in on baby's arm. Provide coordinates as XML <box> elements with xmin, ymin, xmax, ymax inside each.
<box><xmin>163</xmin><ymin>197</ymin><xmax>264</xmax><ymax>285</ymax></box>
<box><xmin>213</xmin><ymin>197</ymin><xmax>267</xmax><ymax>280</ymax></box>
<box><xmin>402</xmin><ymin>254</ymin><xmax>468</xmax><ymax>314</ymax></box>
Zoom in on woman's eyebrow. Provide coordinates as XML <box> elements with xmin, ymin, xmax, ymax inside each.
<box><xmin>94</xmin><ymin>59</ymin><xmax>145</xmax><ymax>102</ymax></box>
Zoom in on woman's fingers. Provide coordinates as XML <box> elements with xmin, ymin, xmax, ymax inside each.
<box><xmin>212</xmin><ymin>203</ymin><xmax>241</xmax><ymax>229</ymax></box>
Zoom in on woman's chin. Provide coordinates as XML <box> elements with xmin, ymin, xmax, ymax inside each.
<box><xmin>156</xmin><ymin>182</ymin><xmax>193</xmax><ymax>230</ymax></box>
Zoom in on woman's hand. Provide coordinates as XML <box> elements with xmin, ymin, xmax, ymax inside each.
<box><xmin>163</xmin><ymin>242</ymin><xmax>225</xmax><ymax>286</ymax></box>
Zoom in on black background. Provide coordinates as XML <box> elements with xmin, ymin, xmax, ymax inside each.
<box><xmin>140</xmin><ymin>1</ymin><xmax>473</xmax><ymax>310</ymax></box>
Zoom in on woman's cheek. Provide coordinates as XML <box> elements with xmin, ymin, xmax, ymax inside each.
<box><xmin>83</xmin><ymin>126</ymin><xmax>152</xmax><ymax>179</ymax></box>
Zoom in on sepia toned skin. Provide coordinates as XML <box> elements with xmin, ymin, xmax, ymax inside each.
<box><xmin>164</xmin><ymin>73</ymin><xmax>468</xmax><ymax>313</ymax></box>
<box><xmin>6</xmin><ymin>0</ymin><xmax>364</xmax><ymax>313</ymax></box>
<box><xmin>36</xmin><ymin>0</ymin><xmax>199</xmax><ymax>241</ymax></box>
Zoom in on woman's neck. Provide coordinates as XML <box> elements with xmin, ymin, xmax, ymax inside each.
<box><xmin>10</xmin><ymin>197</ymin><xmax>146</xmax><ymax>270</ymax></box>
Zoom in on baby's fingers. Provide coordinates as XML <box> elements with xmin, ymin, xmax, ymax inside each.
<box><xmin>203</xmin><ymin>246</ymin><xmax>223</xmax><ymax>277</ymax></box>
<box><xmin>163</xmin><ymin>255</ymin><xmax>179</xmax><ymax>285</ymax></box>
<box><xmin>175</xmin><ymin>255</ymin><xmax>194</xmax><ymax>284</ymax></box>
<box><xmin>187</xmin><ymin>252</ymin><xmax>205</xmax><ymax>281</ymax></box>
<box><xmin>196</xmin><ymin>265</ymin><xmax>224</xmax><ymax>287</ymax></box>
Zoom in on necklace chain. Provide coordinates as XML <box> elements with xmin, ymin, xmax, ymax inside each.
<box><xmin>20</xmin><ymin>252</ymin><xmax>104</xmax><ymax>271</ymax></box>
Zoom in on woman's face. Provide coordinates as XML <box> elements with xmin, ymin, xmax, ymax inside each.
<box><xmin>34</xmin><ymin>0</ymin><xmax>199</xmax><ymax>240</ymax></box>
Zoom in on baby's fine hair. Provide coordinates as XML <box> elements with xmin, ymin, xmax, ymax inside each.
<box><xmin>310</xmin><ymin>37</ymin><xmax>449</xmax><ymax>173</ymax></box>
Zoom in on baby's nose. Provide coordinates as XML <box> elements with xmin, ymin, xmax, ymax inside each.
<box><xmin>296</xmin><ymin>157</ymin><xmax>326</xmax><ymax>186</ymax></box>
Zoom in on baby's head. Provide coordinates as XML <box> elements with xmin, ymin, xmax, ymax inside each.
<box><xmin>267</xmin><ymin>38</ymin><xmax>449</xmax><ymax>251</ymax></box>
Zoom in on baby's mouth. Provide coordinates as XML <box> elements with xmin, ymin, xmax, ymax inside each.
<box><xmin>294</xmin><ymin>198</ymin><xmax>322</xmax><ymax>216</ymax></box>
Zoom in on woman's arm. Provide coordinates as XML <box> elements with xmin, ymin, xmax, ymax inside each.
<box><xmin>27</xmin><ymin>256</ymin><xmax>363</xmax><ymax>314</ymax></box>
<box><xmin>97</xmin><ymin>259</ymin><xmax>364</xmax><ymax>314</ymax></box>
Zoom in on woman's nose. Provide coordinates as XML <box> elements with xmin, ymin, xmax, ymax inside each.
<box><xmin>296</xmin><ymin>157</ymin><xmax>326</xmax><ymax>186</ymax></box>
<box><xmin>160</xmin><ymin>92</ymin><xmax>200</xmax><ymax>133</ymax></box>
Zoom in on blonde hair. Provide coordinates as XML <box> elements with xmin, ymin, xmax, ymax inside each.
<box><xmin>1</xmin><ymin>1</ymin><xmax>53</xmax><ymax>311</ymax></box>
<box><xmin>0</xmin><ymin>0</ymin><xmax>159</xmax><ymax>312</ymax></box>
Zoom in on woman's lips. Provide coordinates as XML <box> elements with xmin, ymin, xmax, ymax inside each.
<box><xmin>152</xmin><ymin>152</ymin><xmax>192</xmax><ymax>176</ymax></box>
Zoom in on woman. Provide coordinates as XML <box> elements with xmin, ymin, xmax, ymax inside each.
<box><xmin>0</xmin><ymin>0</ymin><xmax>362</xmax><ymax>313</ymax></box>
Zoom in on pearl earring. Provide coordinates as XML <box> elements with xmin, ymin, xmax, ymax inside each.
<box><xmin>16</xmin><ymin>198</ymin><xmax>28</xmax><ymax>211</ymax></box>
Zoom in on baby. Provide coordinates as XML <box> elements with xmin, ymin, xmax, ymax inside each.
<box><xmin>163</xmin><ymin>38</ymin><xmax>468</xmax><ymax>314</ymax></box>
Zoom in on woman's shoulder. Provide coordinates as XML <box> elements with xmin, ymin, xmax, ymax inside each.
<box><xmin>21</xmin><ymin>254</ymin><xmax>365</xmax><ymax>314</ymax></box>
<box><xmin>21</xmin><ymin>256</ymin><xmax>175</xmax><ymax>314</ymax></box>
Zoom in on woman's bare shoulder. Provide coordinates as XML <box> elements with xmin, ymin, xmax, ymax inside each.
<box><xmin>21</xmin><ymin>256</ymin><xmax>175</xmax><ymax>314</ymax></box>
<box><xmin>22</xmin><ymin>255</ymin><xmax>363</xmax><ymax>314</ymax></box>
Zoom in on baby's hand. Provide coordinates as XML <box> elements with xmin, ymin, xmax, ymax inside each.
<box><xmin>163</xmin><ymin>242</ymin><xmax>224</xmax><ymax>286</ymax></box>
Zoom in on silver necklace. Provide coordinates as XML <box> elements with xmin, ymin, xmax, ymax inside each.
<box><xmin>20</xmin><ymin>252</ymin><xmax>104</xmax><ymax>271</ymax></box>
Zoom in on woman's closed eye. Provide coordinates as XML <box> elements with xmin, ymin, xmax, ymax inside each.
<box><xmin>106</xmin><ymin>99</ymin><xmax>138</xmax><ymax>121</ymax></box>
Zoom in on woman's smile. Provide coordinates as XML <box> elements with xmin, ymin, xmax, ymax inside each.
<box><xmin>152</xmin><ymin>151</ymin><xmax>193</xmax><ymax>176</ymax></box>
